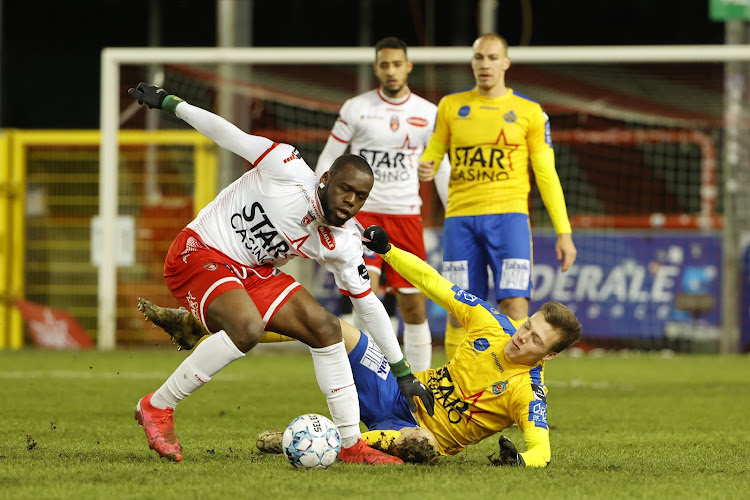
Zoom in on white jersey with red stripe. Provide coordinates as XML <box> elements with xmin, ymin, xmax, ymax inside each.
<box><xmin>315</xmin><ymin>88</ymin><xmax>438</xmax><ymax>215</ymax></box>
<box><xmin>172</xmin><ymin>99</ymin><xmax>406</xmax><ymax>365</ymax></box>
<box><xmin>187</xmin><ymin>140</ymin><xmax>371</xmax><ymax>298</ymax></box>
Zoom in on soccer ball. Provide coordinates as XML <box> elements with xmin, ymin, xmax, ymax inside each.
<box><xmin>282</xmin><ymin>413</ymin><xmax>341</xmax><ymax>469</ymax></box>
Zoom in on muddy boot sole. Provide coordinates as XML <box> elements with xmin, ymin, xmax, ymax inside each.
<box><xmin>137</xmin><ymin>297</ymin><xmax>208</xmax><ymax>350</ymax></box>
<box><xmin>256</xmin><ymin>430</ymin><xmax>284</xmax><ymax>454</ymax></box>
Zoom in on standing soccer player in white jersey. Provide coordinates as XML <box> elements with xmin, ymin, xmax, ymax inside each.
<box><xmin>126</xmin><ymin>82</ymin><xmax>434</xmax><ymax>465</ymax></box>
<box><xmin>316</xmin><ymin>37</ymin><xmax>450</xmax><ymax>372</ymax></box>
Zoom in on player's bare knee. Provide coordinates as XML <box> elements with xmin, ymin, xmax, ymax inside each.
<box><xmin>224</xmin><ymin>316</ymin><xmax>265</xmax><ymax>353</ymax></box>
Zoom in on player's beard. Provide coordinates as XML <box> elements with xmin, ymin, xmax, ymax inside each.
<box><xmin>318</xmin><ymin>186</ymin><xmax>346</xmax><ymax>227</ymax></box>
<box><xmin>381</xmin><ymin>82</ymin><xmax>405</xmax><ymax>98</ymax></box>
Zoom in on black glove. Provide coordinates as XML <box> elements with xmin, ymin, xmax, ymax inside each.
<box><xmin>362</xmin><ymin>225</ymin><xmax>391</xmax><ymax>254</ymax></box>
<box><xmin>128</xmin><ymin>82</ymin><xmax>168</xmax><ymax>109</ymax></box>
<box><xmin>488</xmin><ymin>436</ymin><xmax>525</xmax><ymax>466</ymax></box>
<box><xmin>396</xmin><ymin>372</ymin><xmax>435</xmax><ymax>417</ymax></box>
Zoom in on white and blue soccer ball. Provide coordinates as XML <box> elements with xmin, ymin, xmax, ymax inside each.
<box><xmin>282</xmin><ymin>413</ymin><xmax>341</xmax><ymax>469</ymax></box>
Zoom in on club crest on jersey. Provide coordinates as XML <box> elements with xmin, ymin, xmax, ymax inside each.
<box><xmin>491</xmin><ymin>380</ymin><xmax>508</xmax><ymax>395</ymax></box>
<box><xmin>390</xmin><ymin>114</ymin><xmax>400</xmax><ymax>132</ymax></box>
<box><xmin>318</xmin><ymin>226</ymin><xmax>336</xmax><ymax>250</ymax></box>
<box><xmin>203</xmin><ymin>261</ymin><xmax>218</xmax><ymax>271</ymax></box>
<box><xmin>300</xmin><ymin>211</ymin><xmax>315</xmax><ymax>227</ymax></box>
<box><xmin>504</xmin><ymin>111</ymin><xmax>517</xmax><ymax>123</ymax></box>
<box><xmin>458</xmin><ymin>105</ymin><xmax>471</xmax><ymax>117</ymax></box>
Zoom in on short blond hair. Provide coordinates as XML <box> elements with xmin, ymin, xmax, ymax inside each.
<box><xmin>474</xmin><ymin>33</ymin><xmax>509</xmax><ymax>52</ymax></box>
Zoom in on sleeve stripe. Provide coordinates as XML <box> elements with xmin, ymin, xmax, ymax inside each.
<box><xmin>529</xmin><ymin>365</ymin><xmax>543</xmax><ymax>385</ymax></box>
<box><xmin>331</xmin><ymin>133</ymin><xmax>349</xmax><ymax>144</ymax></box>
<box><xmin>339</xmin><ymin>288</ymin><xmax>371</xmax><ymax>298</ymax></box>
<box><xmin>253</xmin><ymin>142</ymin><xmax>279</xmax><ymax>166</ymax></box>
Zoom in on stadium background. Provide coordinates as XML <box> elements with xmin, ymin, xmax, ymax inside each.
<box><xmin>1</xmin><ymin>0</ymin><xmax>748</xmax><ymax>353</ymax></box>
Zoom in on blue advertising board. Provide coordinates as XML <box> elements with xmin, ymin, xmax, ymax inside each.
<box><xmin>528</xmin><ymin>231</ymin><xmax>721</xmax><ymax>339</ymax></box>
<box><xmin>311</xmin><ymin>229</ymin><xmax>722</xmax><ymax>341</ymax></box>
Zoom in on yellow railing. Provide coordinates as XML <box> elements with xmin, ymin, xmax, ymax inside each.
<box><xmin>0</xmin><ymin>130</ymin><xmax>217</xmax><ymax>349</ymax></box>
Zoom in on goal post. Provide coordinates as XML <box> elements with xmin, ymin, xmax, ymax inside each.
<box><xmin>100</xmin><ymin>44</ymin><xmax>750</xmax><ymax>352</ymax></box>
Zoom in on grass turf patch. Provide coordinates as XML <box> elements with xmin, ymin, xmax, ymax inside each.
<box><xmin>0</xmin><ymin>348</ymin><xmax>748</xmax><ymax>499</ymax></box>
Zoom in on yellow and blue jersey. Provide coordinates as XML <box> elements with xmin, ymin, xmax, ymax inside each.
<box><xmin>381</xmin><ymin>245</ymin><xmax>552</xmax><ymax>466</ymax></box>
<box><xmin>421</xmin><ymin>87</ymin><xmax>571</xmax><ymax>234</ymax></box>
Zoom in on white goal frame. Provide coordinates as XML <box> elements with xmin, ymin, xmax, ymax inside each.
<box><xmin>100</xmin><ymin>44</ymin><xmax>750</xmax><ymax>351</ymax></box>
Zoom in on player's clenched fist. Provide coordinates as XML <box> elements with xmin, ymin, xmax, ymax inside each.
<box><xmin>361</xmin><ymin>225</ymin><xmax>391</xmax><ymax>254</ymax></box>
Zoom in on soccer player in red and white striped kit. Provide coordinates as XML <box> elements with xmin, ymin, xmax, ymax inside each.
<box><xmin>127</xmin><ymin>81</ymin><xmax>434</xmax><ymax>465</ymax></box>
<box><xmin>316</xmin><ymin>37</ymin><xmax>450</xmax><ymax>372</ymax></box>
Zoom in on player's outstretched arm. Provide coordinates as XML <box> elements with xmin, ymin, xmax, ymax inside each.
<box><xmin>128</xmin><ymin>82</ymin><xmax>273</xmax><ymax>164</ymax></box>
<box><xmin>362</xmin><ymin>225</ymin><xmax>457</xmax><ymax>312</ymax></box>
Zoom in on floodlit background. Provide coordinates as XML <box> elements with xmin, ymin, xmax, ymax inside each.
<box><xmin>0</xmin><ymin>0</ymin><xmax>748</xmax><ymax>354</ymax></box>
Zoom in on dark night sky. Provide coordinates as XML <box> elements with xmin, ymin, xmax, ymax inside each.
<box><xmin>0</xmin><ymin>0</ymin><xmax>725</xmax><ymax>128</ymax></box>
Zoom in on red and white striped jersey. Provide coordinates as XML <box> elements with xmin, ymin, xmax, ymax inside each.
<box><xmin>315</xmin><ymin>88</ymin><xmax>439</xmax><ymax>215</ymax></box>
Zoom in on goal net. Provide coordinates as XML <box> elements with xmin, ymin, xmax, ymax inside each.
<box><xmin>89</xmin><ymin>46</ymin><xmax>748</xmax><ymax>351</ymax></box>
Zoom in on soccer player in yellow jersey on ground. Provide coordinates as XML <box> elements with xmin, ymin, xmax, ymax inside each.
<box><xmin>253</xmin><ymin>225</ymin><xmax>580</xmax><ymax>466</ymax></box>
<box><xmin>339</xmin><ymin>225</ymin><xmax>582</xmax><ymax>466</ymax></box>
<box><xmin>419</xmin><ymin>33</ymin><xmax>578</xmax><ymax>359</ymax></box>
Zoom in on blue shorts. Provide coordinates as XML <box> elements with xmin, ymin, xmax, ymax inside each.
<box><xmin>348</xmin><ymin>332</ymin><xmax>418</xmax><ymax>431</ymax></box>
<box><xmin>441</xmin><ymin>213</ymin><xmax>532</xmax><ymax>301</ymax></box>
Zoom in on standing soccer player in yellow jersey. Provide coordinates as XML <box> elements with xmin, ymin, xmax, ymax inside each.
<box><xmin>419</xmin><ymin>33</ymin><xmax>577</xmax><ymax>359</ymax></box>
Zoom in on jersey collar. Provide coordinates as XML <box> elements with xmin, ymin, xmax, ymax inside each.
<box><xmin>311</xmin><ymin>186</ymin><xmax>327</xmax><ymax>222</ymax></box>
<box><xmin>376</xmin><ymin>87</ymin><xmax>412</xmax><ymax>105</ymax></box>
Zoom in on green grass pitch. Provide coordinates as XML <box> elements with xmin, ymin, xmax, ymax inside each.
<box><xmin>0</xmin><ymin>346</ymin><xmax>748</xmax><ymax>499</ymax></box>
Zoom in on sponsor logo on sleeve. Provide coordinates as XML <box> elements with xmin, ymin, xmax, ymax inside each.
<box><xmin>543</xmin><ymin>113</ymin><xmax>553</xmax><ymax>146</ymax></box>
<box><xmin>283</xmin><ymin>148</ymin><xmax>301</xmax><ymax>164</ymax></box>
<box><xmin>528</xmin><ymin>400</ymin><xmax>548</xmax><ymax>429</ymax></box>
<box><xmin>358</xmin><ymin>263</ymin><xmax>370</xmax><ymax>284</ymax></box>
<box><xmin>317</xmin><ymin>226</ymin><xmax>336</xmax><ymax>250</ymax></box>
<box><xmin>531</xmin><ymin>383</ymin><xmax>547</xmax><ymax>403</ymax></box>
<box><xmin>454</xmin><ymin>289</ymin><xmax>481</xmax><ymax>306</ymax></box>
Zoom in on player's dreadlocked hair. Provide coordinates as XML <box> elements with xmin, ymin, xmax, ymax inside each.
<box><xmin>539</xmin><ymin>301</ymin><xmax>582</xmax><ymax>353</ymax></box>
